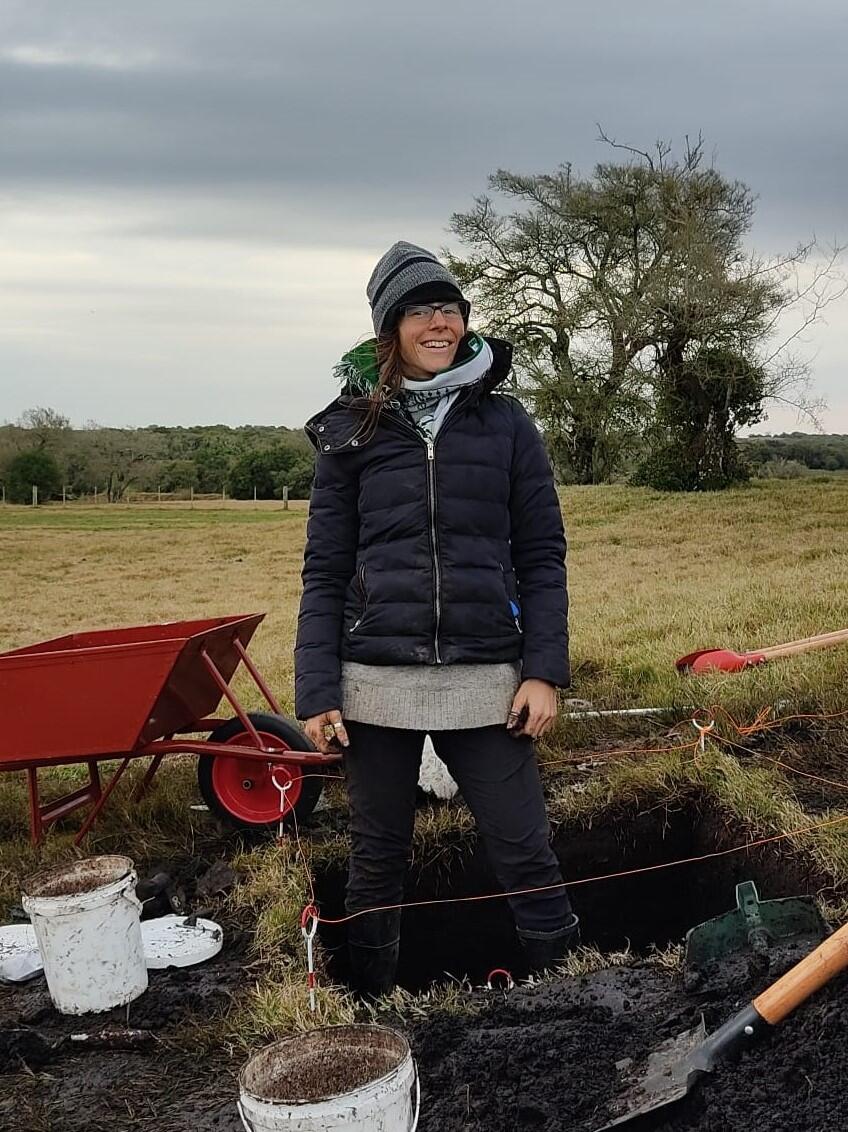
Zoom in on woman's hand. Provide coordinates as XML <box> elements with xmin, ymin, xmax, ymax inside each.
<box><xmin>304</xmin><ymin>709</ymin><xmax>350</xmax><ymax>753</ymax></box>
<box><xmin>507</xmin><ymin>679</ymin><xmax>557</xmax><ymax>740</ymax></box>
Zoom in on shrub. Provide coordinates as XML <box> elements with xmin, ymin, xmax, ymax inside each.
<box><xmin>755</xmin><ymin>457</ymin><xmax>807</xmax><ymax>480</ymax></box>
<box><xmin>4</xmin><ymin>449</ymin><xmax>62</xmax><ymax>503</ymax></box>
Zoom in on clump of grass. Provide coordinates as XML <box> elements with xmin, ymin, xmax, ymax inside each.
<box><xmin>699</xmin><ymin>748</ymin><xmax>848</xmax><ymax>883</ymax></box>
<box><xmin>554</xmin><ymin>944</ymin><xmax>634</xmax><ymax>978</ymax></box>
<box><xmin>368</xmin><ymin>980</ymin><xmax>485</xmax><ymax>1022</ymax></box>
<box><xmin>231</xmin><ymin>841</ymin><xmax>318</xmax><ymax>963</ymax></box>
<box><xmin>644</xmin><ymin>942</ymin><xmax>684</xmax><ymax>972</ymax></box>
<box><xmin>231</xmin><ymin>976</ymin><xmax>356</xmax><ymax>1045</ymax></box>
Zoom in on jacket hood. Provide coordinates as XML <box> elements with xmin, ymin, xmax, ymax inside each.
<box><xmin>306</xmin><ymin>335</ymin><xmax>514</xmax><ymax>453</ymax></box>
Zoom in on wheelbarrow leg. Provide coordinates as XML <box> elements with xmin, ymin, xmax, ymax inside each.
<box><xmin>87</xmin><ymin>760</ymin><xmax>102</xmax><ymax>801</ymax></box>
<box><xmin>73</xmin><ymin>756</ymin><xmax>132</xmax><ymax>845</ymax></box>
<box><xmin>27</xmin><ymin>767</ymin><xmax>43</xmax><ymax>846</ymax></box>
<box><xmin>131</xmin><ymin>753</ymin><xmax>165</xmax><ymax>803</ymax></box>
<box><xmin>26</xmin><ymin>761</ymin><xmax>105</xmax><ymax>845</ymax></box>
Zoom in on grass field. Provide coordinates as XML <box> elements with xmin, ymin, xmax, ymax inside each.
<box><xmin>3</xmin><ymin>479</ymin><xmax>847</xmax><ymax>718</ymax></box>
<box><xmin>1</xmin><ymin>477</ymin><xmax>848</xmax><ymax>1038</ymax></box>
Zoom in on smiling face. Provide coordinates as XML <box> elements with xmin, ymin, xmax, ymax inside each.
<box><xmin>397</xmin><ymin>302</ymin><xmax>465</xmax><ymax>379</ymax></box>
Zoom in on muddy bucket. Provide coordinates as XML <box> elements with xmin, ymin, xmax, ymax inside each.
<box><xmin>238</xmin><ymin>1024</ymin><xmax>420</xmax><ymax>1132</ymax></box>
<box><xmin>22</xmin><ymin>855</ymin><xmax>147</xmax><ymax>1015</ymax></box>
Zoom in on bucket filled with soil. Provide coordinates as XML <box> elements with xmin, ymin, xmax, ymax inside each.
<box><xmin>238</xmin><ymin>1024</ymin><xmax>419</xmax><ymax>1131</ymax></box>
<box><xmin>21</xmin><ymin>854</ymin><xmax>147</xmax><ymax>1015</ymax></box>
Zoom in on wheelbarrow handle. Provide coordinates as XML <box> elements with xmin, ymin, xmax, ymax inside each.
<box><xmin>753</xmin><ymin>919</ymin><xmax>848</xmax><ymax>1026</ymax></box>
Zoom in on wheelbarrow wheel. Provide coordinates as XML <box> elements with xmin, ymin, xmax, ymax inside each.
<box><xmin>198</xmin><ymin>713</ymin><xmax>323</xmax><ymax>833</ymax></box>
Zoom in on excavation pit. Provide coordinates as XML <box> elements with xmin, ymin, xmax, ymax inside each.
<box><xmin>315</xmin><ymin>795</ymin><xmax>827</xmax><ymax>991</ymax></box>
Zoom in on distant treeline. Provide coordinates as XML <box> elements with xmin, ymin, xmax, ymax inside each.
<box><xmin>0</xmin><ymin>412</ymin><xmax>316</xmax><ymax>503</ymax></box>
<box><xmin>2</xmin><ymin>410</ymin><xmax>847</xmax><ymax>505</ymax></box>
<box><xmin>739</xmin><ymin>433</ymin><xmax>848</xmax><ymax>472</ymax></box>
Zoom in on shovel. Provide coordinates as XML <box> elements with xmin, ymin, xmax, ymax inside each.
<box><xmin>598</xmin><ymin>918</ymin><xmax>848</xmax><ymax>1129</ymax></box>
<box><xmin>676</xmin><ymin>626</ymin><xmax>848</xmax><ymax>675</ymax></box>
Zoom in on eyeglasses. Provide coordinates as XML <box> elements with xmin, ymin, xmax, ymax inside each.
<box><xmin>400</xmin><ymin>301</ymin><xmax>469</xmax><ymax>322</ymax></box>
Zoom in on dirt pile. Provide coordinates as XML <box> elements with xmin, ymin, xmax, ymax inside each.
<box><xmin>410</xmin><ymin>964</ymin><xmax>848</xmax><ymax>1131</ymax></box>
<box><xmin>3</xmin><ymin>936</ymin><xmax>847</xmax><ymax>1130</ymax></box>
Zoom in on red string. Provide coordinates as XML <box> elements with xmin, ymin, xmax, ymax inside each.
<box><xmin>280</xmin><ymin>784</ymin><xmax>317</xmax><ymax>909</ymax></box>
<box><xmin>314</xmin><ymin>810</ymin><xmax>848</xmax><ymax>926</ymax></box>
<box><xmin>284</xmin><ymin>705</ymin><xmax>848</xmax><ymax>929</ymax></box>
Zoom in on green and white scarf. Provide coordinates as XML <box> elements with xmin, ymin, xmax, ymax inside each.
<box><xmin>333</xmin><ymin>333</ymin><xmax>494</xmax><ymax>438</ymax></box>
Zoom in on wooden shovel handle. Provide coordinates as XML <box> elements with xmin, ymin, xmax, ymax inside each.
<box><xmin>754</xmin><ymin>921</ymin><xmax>848</xmax><ymax>1025</ymax></box>
<box><xmin>758</xmin><ymin>626</ymin><xmax>848</xmax><ymax>661</ymax></box>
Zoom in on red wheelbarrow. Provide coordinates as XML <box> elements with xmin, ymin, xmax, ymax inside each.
<box><xmin>0</xmin><ymin>614</ymin><xmax>340</xmax><ymax>845</ymax></box>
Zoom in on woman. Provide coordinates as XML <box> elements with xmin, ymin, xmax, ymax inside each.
<box><xmin>294</xmin><ymin>241</ymin><xmax>578</xmax><ymax>995</ymax></box>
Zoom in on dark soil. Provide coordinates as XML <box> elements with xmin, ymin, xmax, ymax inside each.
<box><xmin>22</xmin><ymin>855</ymin><xmax>133</xmax><ymax>899</ymax></box>
<box><xmin>2</xmin><ymin>797</ymin><xmax>845</xmax><ymax>1132</ymax></box>
<box><xmin>410</xmin><ymin>958</ymin><xmax>848</xmax><ymax>1132</ymax></box>
<box><xmin>243</xmin><ymin>1032</ymin><xmax>402</xmax><ymax>1102</ymax></box>
<box><xmin>0</xmin><ymin>851</ymin><xmax>251</xmax><ymax>1132</ymax></box>
<box><xmin>318</xmin><ymin>794</ymin><xmax>833</xmax><ymax>991</ymax></box>
<box><xmin>3</xmin><ymin>1049</ymin><xmax>243</xmax><ymax>1132</ymax></box>
<box><xmin>6</xmin><ymin>945</ymin><xmax>845</xmax><ymax>1132</ymax></box>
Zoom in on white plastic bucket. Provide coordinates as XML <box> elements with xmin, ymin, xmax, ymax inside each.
<box><xmin>21</xmin><ymin>854</ymin><xmax>147</xmax><ymax>1015</ymax></box>
<box><xmin>238</xmin><ymin>1024</ymin><xmax>420</xmax><ymax>1132</ymax></box>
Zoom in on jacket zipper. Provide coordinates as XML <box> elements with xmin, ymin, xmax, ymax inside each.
<box><xmin>426</xmin><ymin>438</ymin><xmax>442</xmax><ymax>663</ymax></box>
<box><xmin>359</xmin><ymin>394</ymin><xmax>472</xmax><ymax>665</ymax></box>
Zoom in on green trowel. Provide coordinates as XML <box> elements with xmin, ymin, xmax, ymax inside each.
<box><xmin>683</xmin><ymin>880</ymin><xmax>830</xmax><ymax>986</ymax></box>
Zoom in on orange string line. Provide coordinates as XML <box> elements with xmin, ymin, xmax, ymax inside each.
<box><xmin>711</xmin><ymin>730</ymin><xmax>848</xmax><ymax>795</ymax></box>
<box><xmin>537</xmin><ymin>737</ymin><xmax>699</xmax><ymax>771</ymax></box>
<box><xmin>278</xmin><ymin>783</ymin><xmax>317</xmax><ymax>908</ymax></box>
<box><xmin>762</xmin><ymin>755</ymin><xmax>848</xmax><ymax>794</ymax></box>
<box><xmin>705</xmin><ymin>702</ymin><xmax>848</xmax><ymax>737</ymax></box>
<box><xmin>315</xmin><ymin>810</ymin><xmax>848</xmax><ymax>927</ymax></box>
<box><xmin>291</xmin><ymin>704</ymin><xmax>848</xmax><ymax>929</ymax></box>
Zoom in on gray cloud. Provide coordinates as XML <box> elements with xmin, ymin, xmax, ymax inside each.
<box><xmin>1</xmin><ymin>0</ymin><xmax>846</xmax><ymax>428</ymax></box>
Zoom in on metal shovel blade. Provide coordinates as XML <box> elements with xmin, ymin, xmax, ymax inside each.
<box><xmin>597</xmin><ymin>1019</ymin><xmax>708</xmax><ymax>1129</ymax></box>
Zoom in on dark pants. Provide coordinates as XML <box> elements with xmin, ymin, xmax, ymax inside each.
<box><xmin>343</xmin><ymin>721</ymin><xmax>572</xmax><ymax>935</ymax></box>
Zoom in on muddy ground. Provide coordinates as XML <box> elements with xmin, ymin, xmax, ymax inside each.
<box><xmin>2</xmin><ymin>763</ymin><xmax>846</xmax><ymax>1131</ymax></box>
<box><xmin>412</xmin><ymin>959</ymin><xmax>848</xmax><ymax>1131</ymax></box>
<box><xmin>2</xmin><ymin>929</ymin><xmax>845</xmax><ymax>1131</ymax></box>
<box><xmin>0</xmin><ymin>902</ymin><xmax>249</xmax><ymax>1131</ymax></box>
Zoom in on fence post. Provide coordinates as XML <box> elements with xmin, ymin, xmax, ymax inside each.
<box><xmin>282</xmin><ymin>485</ymin><xmax>289</xmax><ymax>510</ymax></box>
<box><xmin>62</xmin><ymin>485</ymin><xmax>67</xmax><ymax>506</ymax></box>
<box><xmin>222</xmin><ymin>485</ymin><xmax>226</xmax><ymax>503</ymax></box>
<box><xmin>158</xmin><ymin>485</ymin><xmax>162</xmax><ymax>504</ymax></box>
<box><xmin>32</xmin><ymin>484</ymin><xmax>38</xmax><ymax>507</ymax></box>
<box><xmin>253</xmin><ymin>485</ymin><xmax>257</xmax><ymax>503</ymax></box>
<box><xmin>1</xmin><ymin>485</ymin><xmax>5</xmax><ymax>504</ymax></box>
<box><xmin>190</xmin><ymin>485</ymin><xmax>194</xmax><ymax>508</ymax></box>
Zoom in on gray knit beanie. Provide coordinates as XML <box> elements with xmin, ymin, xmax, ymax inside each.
<box><xmin>367</xmin><ymin>241</ymin><xmax>465</xmax><ymax>337</ymax></box>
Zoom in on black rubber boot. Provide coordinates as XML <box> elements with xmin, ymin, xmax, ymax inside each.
<box><xmin>347</xmin><ymin>909</ymin><xmax>401</xmax><ymax>999</ymax></box>
<box><xmin>517</xmin><ymin>914</ymin><xmax>580</xmax><ymax>973</ymax></box>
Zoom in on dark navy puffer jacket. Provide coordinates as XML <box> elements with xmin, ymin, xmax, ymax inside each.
<box><xmin>294</xmin><ymin>337</ymin><xmax>569</xmax><ymax>720</ymax></box>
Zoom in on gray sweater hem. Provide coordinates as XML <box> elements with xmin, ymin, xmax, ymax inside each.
<box><xmin>341</xmin><ymin>661</ymin><xmax>522</xmax><ymax>731</ymax></box>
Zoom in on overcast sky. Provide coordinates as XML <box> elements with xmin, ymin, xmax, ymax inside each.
<box><xmin>2</xmin><ymin>0</ymin><xmax>847</xmax><ymax>432</ymax></box>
